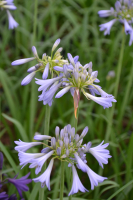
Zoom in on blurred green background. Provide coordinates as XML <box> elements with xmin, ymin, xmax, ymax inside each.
<box><xmin>0</xmin><ymin>0</ymin><xmax>133</xmax><ymax>199</ymax></box>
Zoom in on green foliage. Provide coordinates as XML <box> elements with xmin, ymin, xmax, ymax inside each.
<box><xmin>0</xmin><ymin>0</ymin><xmax>133</xmax><ymax>199</ymax></box>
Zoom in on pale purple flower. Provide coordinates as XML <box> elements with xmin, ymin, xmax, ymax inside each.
<box><xmin>8</xmin><ymin>172</ymin><xmax>32</xmax><ymax>198</ymax></box>
<box><xmin>6</xmin><ymin>10</ymin><xmax>18</xmax><ymax>29</ymax></box>
<box><xmin>88</xmin><ymin>141</ymin><xmax>112</xmax><ymax>168</ymax></box>
<box><xmin>0</xmin><ymin>0</ymin><xmax>18</xmax><ymax>29</ymax></box>
<box><xmin>86</xmin><ymin>167</ymin><xmax>107</xmax><ymax>190</ymax></box>
<box><xmin>14</xmin><ymin>140</ymin><xmax>42</xmax><ymax>152</ymax></box>
<box><xmin>29</xmin><ymin>150</ymin><xmax>54</xmax><ymax>174</ymax></box>
<box><xmin>68</xmin><ymin>165</ymin><xmax>88</xmax><ymax>196</ymax></box>
<box><xmin>99</xmin><ymin>19</ymin><xmax>117</xmax><ymax>35</ymax></box>
<box><xmin>74</xmin><ymin>153</ymin><xmax>88</xmax><ymax>172</ymax></box>
<box><xmin>33</xmin><ymin>159</ymin><xmax>54</xmax><ymax>190</ymax></box>
<box><xmin>35</xmin><ymin>76</ymin><xmax>63</xmax><ymax>106</ymax></box>
<box><xmin>83</xmin><ymin>90</ymin><xmax>116</xmax><ymax>109</ymax></box>
<box><xmin>98</xmin><ymin>0</ymin><xmax>133</xmax><ymax>45</ymax></box>
<box><xmin>18</xmin><ymin>152</ymin><xmax>45</xmax><ymax>168</ymax></box>
<box><xmin>123</xmin><ymin>19</ymin><xmax>132</xmax><ymax>34</ymax></box>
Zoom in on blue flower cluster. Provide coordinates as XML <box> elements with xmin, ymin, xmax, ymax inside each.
<box><xmin>14</xmin><ymin>125</ymin><xmax>111</xmax><ymax>196</ymax></box>
<box><xmin>12</xmin><ymin>39</ymin><xmax>116</xmax><ymax>113</ymax></box>
<box><xmin>98</xmin><ymin>0</ymin><xmax>133</xmax><ymax>45</ymax></box>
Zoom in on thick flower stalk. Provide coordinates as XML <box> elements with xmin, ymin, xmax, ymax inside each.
<box><xmin>98</xmin><ymin>0</ymin><xmax>133</xmax><ymax>45</ymax></box>
<box><xmin>0</xmin><ymin>0</ymin><xmax>18</xmax><ymax>29</ymax></box>
<box><xmin>36</xmin><ymin>53</ymin><xmax>116</xmax><ymax>114</ymax></box>
<box><xmin>11</xmin><ymin>39</ymin><xmax>68</xmax><ymax>86</ymax></box>
<box><xmin>15</xmin><ymin>125</ymin><xmax>111</xmax><ymax>196</ymax></box>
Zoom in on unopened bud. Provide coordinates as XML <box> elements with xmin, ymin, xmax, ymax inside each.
<box><xmin>64</xmin><ymin>137</ymin><xmax>69</xmax><ymax>148</ymax></box>
<box><xmin>51</xmin><ymin>137</ymin><xmax>56</xmax><ymax>149</ymax></box>
<box><xmin>57</xmin><ymin>147</ymin><xmax>61</xmax><ymax>156</ymax></box>
<box><xmin>75</xmin><ymin>134</ymin><xmax>79</xmax><ymax>142</ymax></box>
<box><xmin>55</xmin><ymin>126</ymin><xmax>60</xmax><ymax>140</ymax></box>
<box><xmin>66</xmin><ymin>149</ymin><xmax>69</xmax><ymax>156</ymax></box>
<box><xmin>59</xmin><ymin>140</ymin><xmax>63</xmax><ymax>148</ymax></box>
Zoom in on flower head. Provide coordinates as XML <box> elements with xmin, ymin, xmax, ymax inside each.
<box><xmin>11</xmin><ymin>39</ymin><xmax>68</xmax><ymax>85</ymax></box>
<box><xmin>55</xmin><ymin>54</ymin><xmax>116</xmax><ymax>117</ymax></box>
<box><xmin>98</xmin><ymin>0</ymin><xmax>133</xmax><ymax>45</ymax></box>
<box><xmin>15</xmin><ymin>125</ymin><xmax>111</xmax><ymax>195</ymax></box>
<box><xmin>0</xmin><ymin>0</ymin><xmax>18</xmax><ymax>29</ymax></box>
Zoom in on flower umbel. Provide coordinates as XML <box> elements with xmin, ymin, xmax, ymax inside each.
<box><xmin>15</xmin><ymin>125</ymin><xmax>111</xmax><ymax>196</ymax></box>
<box><xmin>36</xmin><ymin>53</ymin><xmax>116</xmax><ymax>113</ymax></box>
<box><xmin>98</xmin><ymin>0</ymin><xmax>133</xmax><ymax>45</ymax></box>
<box><xmin>11</xmin><ymin>39</ymin><xmax>68</xmax><ymax>85</ymax></box>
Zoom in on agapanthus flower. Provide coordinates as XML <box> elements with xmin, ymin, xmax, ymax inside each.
<box><xmin>15</xmin><ymin>125</ymin><xmax>111</xmax><ymax>196</ymax></box>
<box><xmin>0</xmin><ymin>0</ymin><xmax>18</xmax><ymax>29</ymax></box>
<box><xmin>0</xmin><ymin>192</ymin><xmax>9</xmax><ymax>200</ymax></box>
<box><xmin>8</xmin><ymin>172</ymin><xmax>32</xmax><ymax>198</ymax></box>
<box><xmin>0</xmin><ymin>192</ymin><xmax>18</xmax><ymax>200</ymax></box>
<box><xmin>11</xmin><ymin>39</ymin><xmax>68</xmax><ymax>86</ymax></box>
<box><xmin>98</xmin><ymin>0</ymin><xmax>133</xmax><ymax>45</ymax></box>
<box><xmin>36</xmin><ymin>53</ymin><xmax>116</xmax><ymax>115</ymax></box>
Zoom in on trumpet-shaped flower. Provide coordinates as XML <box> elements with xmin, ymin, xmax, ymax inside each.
<box><xmin>8</xmin><ymin>173</ymin><xmax>32</xmax><ymax>198</ymax></box>
<box><xmin>86</xmin><ymin>167</ymin><xmax>107</xmax><ymax>190</ymax></box>
<box><xmin>88</xmin><ymin>141</ymin><xmax>112</xmax><ymax>168</ymax></box>
<box><xmin>15</xmin><ymin>125</ymin><xmax>111</xmax><ymax>196</ymax></box>
<box><xmin>99</xmin><ymin>19</ymin><xmax>117</xmax><ymax>35</ymax></box>
<box><xmin>6</xmin><ymin>10</ymin><xmax>18</xmax><ymax>29</ymax></box>
<box><xmin>98</xmin><ymin>0</ymin><xmax>133</xmax><ymax>45</ymax></box>
<box><xmin>14</xmin><ymin>140</ymin><xmax>42</xmax><ymax>152</ymax></box>
<box><xmin>0</xmin><ymin>0</ymin><xmax>18</xmax><ymax>29</ymax></box>
<box><xmin>68</xmin><ymin>165</ymin><xmax>88</xmax><ymax>196</ymax></box>
<box><xmin>18</xmin><ymin>152</ymin><xmax>45</xmax><ymax>168</ymax></box>
<box><xmin>33</xmin><ymin>159</ymin><xmax>54</xmax><ymax>190</ymax></box>
<box><xmin>11</xmin><ymin>39</ymin><xmax>68</xmax><ymax>85</ymax></box>
<box><xmin>29</xmin><ymin>150</ymin><xmax>54</xmax><ymax>174</ymax></box>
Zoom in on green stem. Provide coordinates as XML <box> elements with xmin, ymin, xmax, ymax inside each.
<box><xmin>60</xmin><ymin>161</ymin><xmax>64</xmax><ymax>200</ymax></box>
<box><xmin>39</xmin><ymin>105</ymin><xmax>51</xmax><ymax>200</ymax></box>
<box><xmin>33</xmin><ymin>0</ymin><xmax>38</xmax><ymax>45</ymax></box>
<box><xmin>69</xmin><ymin>107</ymin><xmax>79</xmax><ymax>200</ymax></box>
<box><xmin>105</xmin><ymin>32</ymin><xmax>125</xmax><ymax>142</ymax></box>
<box><xmin>29</xmin><ymin>0</ymin><xmax>38</xmax><ymax>138</ymax></box>
<box><xmin>117</xmin><ymin>60</ymin><xmax>133</xmax><ymax>130</ymax></box>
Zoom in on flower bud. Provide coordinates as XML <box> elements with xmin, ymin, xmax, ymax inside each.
<box><xmin>51</xmin><ymin>137</ymin><xmax>56</xmax><ymax>149</ymax></box>
<box><xmin>66</xmin><ymin>149</ymin><xmax>69</xmax><ymax>156</ymax></box>
<box><xmin>55</xmin><ymin>126</ymin><xmax>60</xmax><ymax>140</ymax></box>
<box><xmin>64</xmin><ymin>137</ymin><xmax>69</xmax><ymax>148</ymax></box>
<box><xmin>75</xmin><ymin>134</ymin><xmax>79</xmax><ymax>143</ymax></box>
<box><xmin>59</xmin><ymin>140</ymin><xmax>63</xmax><ymax>148</ymax></box>
<box><xmin>57</xmin><ymin>147</ymin><xmax>61</xmax><ymax>156</ymax></box>
<box><xmin>60</xmin><ymin>129</ymin><xmax>64</xmax><ymax>140</ymax></box>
